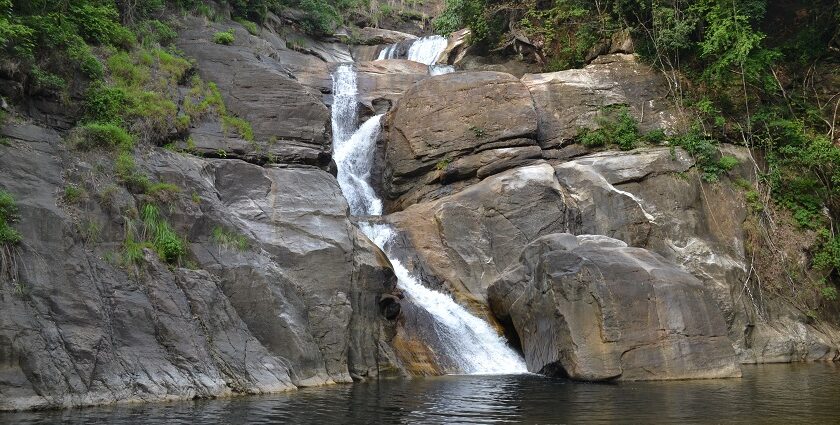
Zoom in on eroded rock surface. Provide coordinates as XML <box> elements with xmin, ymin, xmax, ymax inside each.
<box><xmin>488</xmin><ymin>233</ymin><xmax>742</xmax><ymax>381</ymax></box>
<box><xmin>0</xmin><ymin>123</ymin><xmax>400</xmax><ymax>410</ymax></box>
<box><xmin>382</xmin><ymin>71</ymin><xmax>538</xmax><ymax>208</ymax></box>
<box><xmin>522</xmin><ymin>54</ymin><xmax>681</xmax><ymax>149</ymax></box>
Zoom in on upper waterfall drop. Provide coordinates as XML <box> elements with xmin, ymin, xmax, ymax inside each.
<box><xmin>376</xmin><ymin>35</ymin><xmax>454</xmax><ymax>75</ymax></box>
<box><xmin>329</xmin><ymin>64</ymin><xmax>526</xmax><ymax>375</ymax></box>
<box><xmin>406</xmin><ymin>35</ymin><xmax>448</xmax><ymax>65</ymax></box>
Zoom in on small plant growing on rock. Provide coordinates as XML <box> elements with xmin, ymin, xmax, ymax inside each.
<box><xmin>436</xmin><ymin>158</ymin><xmax>451</xmax><ymax>170</ymax></box>
<box><xmin>213</xmin><ymin>29</ymin><xmax>235</xmax><ymax>45</ymax></box>
<box><xmin>469</xmin><ymin>126</ymin><xmax>486</xmax><ymax>138</ymax></box>
<box><xmin>211</xmin><ymin>226</ymin><xmax>249</xmax><ymax>252</ymax></box>
<box><xmin>0</xmin><ymin>190</ymin><xmax>22</xmax><ymax>246</ymax></box>
<box><xmin>234</xmin><ymin>18</ymin><xmax>259</xmax><ymax>36</ymax></box>
<box><xmin>63</xmin><ymin>185</ymin><xmax>86</xmax><ymax>204</ymax></box>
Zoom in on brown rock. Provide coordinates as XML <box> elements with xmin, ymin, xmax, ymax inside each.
<box><xmin>488</xmin><ymin>233</ymin><xmax>743</xmax><ymax>381</ymax></box>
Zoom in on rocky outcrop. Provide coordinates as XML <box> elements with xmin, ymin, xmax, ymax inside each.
<box><xmin>177</xmin><ymin>17</ymin><xmax>332</xmax><ymax>166</ymax></box>
<box><xmin>382</xmin><ymin>71</ymin><xmax>539</xmax><ymax>208</ymax></box>
<box><xmin>522</xmin><ymin>54</ymin><xmax>681</xmax><ymax>149</ymax></box>
<box><xmin>0</xmin><ymin>122</ymin><xmax>400</xmax><ymax>410</ymax></box>
<box><xmin>389</xmin><ymin>163</ymin><xmax>580</xmax><ymax>309</ymax></box>
<box><xmin>488</xmin><ymin>233</ymin><xmax>742</xmax><ymax>381</ymax></box>
<box><xmin>347</xmin><ymin>60</ymin><xmax>431</xmax><ymax>115</ymax></box>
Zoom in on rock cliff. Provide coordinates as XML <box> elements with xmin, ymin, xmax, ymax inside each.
<box><xmin>0</xmin><ymin>3</ymin><xmax>837</xmax><ymax>412</ymax></box>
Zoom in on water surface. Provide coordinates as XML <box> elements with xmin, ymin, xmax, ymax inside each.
<box><xmin>5</xmin><ymin>363</ymin><xmax>840</xmax><ymax>424</ymax></box>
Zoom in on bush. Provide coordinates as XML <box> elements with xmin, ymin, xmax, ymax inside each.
<box><xmin>75</xmin><ymin>123</ymin><xmax>134</xmax><ymax>150</ymax></box>
<box><xmin>0</xmin><ymin>190</ymin><xmax>21</xmax><ymax>246</ymax></box>
<box><xmin>579</xmin><ymin>105</ymin><xmax>639</xmax><ymax>151</ymax></box>
<box><xmin>212</xmin><ymin>29</ymin><xmax>235</xmax><ymax>45</ymax></box>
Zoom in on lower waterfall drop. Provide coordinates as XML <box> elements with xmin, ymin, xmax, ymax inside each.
<box><xmin>331</xmin><ymin>64</ymin><xmax>526</xmax><ymax>375</ymax></box>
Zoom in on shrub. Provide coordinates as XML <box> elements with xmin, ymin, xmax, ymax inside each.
<box><xmin>579</xmin><ymin>105</ymin><xmax>639</xmax><ymax>151</ymax></box>
<box><xmin>0</xmin><ymin>190</ymin><xmax>22</xmax><ymax>246</ymax></box>
<box><xmin>212</xmin><ymin>29</ymin><xmax>235</xmax><ymax>45</ymax></box>
<box><xmin>30</xmin><ymin>65</ymin><xmax>67</xmax><ymax>91</ymax></box>
<box><xmin>75</xmin><ymin>123</ymin><xmax>134</xmax><ymax>150</ymax></box>
<box><xmin>85</xmin><ymin>83</ymin><xmax>127</xmax><ymax>124</ymax></box>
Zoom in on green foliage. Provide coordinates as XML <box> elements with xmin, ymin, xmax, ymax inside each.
<box><xmin>813</xmin><ymin>229</ymin><xmax>840</xmax><ymax>272</ymax></box>
<box><xmin>234</xmin><ymin>17</ymin><xmax>260</xmax><ymax>36</ymax></box>
<box><xmin>221</xmin><ymin>115</ymin><xmax>254</xmax><ymax>141</ymax></box>
<box><xmin>436</xmin><ymin>158</ymin><xmax>451</xmax><ymax>170</ymax></box>
<box><xmin>63</xmin><ymin>185</ymin><xmax>85</xmax><ymax>203</ymax></box>
<box><xmin>140</xmin><ymin>204</ymin><xmax>186</xmax><ymax>264</ymax></box>
<box><xmin>115</xmin><ymin>152</ymin><xmax>150</xmax><ymax>193</ymax></box>
<box><xmin>0</xmin><ymin>190</ymin><xmax>22</xmax><ymax>246</ymax></box>
<box><xmin>147</xmin><ymin>182</ymin><xmax>180</xmax><ymax>196</ymax></box>
<box><xmin>30</xmin><ymin>65</ymin><xmax>66</xmax><ymax>91</ymax></box>
<box><xmin>74</xmin><ymin>122</ymin><xmax>134</xmax><ymax>151</ymax></box>
<box><xmin>213</xmin><ymin>29</ymin><xmax>235</xmax><ymax>45</ymax></box>
<box><xmin>579</xmin><ymin>106</ymin><xmax>639</xmax><ymax>151</ymax></box>
<box><xmin>135</xmin><ymin>20</ymin><xmax>177</xmax><ymax>47</ymax></box>
<box><xmin>211</xmin><ymin>226</ymin><xmax>249</xmax><ymax>251</ymax></box>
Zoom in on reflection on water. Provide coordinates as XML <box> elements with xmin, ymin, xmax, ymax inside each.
<box><xmin>5</xmin><ymin>363</ymin><xmax>840</xmax><ymax>424</ymax></box>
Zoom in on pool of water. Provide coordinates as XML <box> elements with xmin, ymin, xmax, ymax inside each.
<box><xmin>4</xmin><ymin>363</ymin><xmax>840</xmax><ymax>424</ymax></box>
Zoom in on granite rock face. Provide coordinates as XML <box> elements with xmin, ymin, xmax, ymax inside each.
<box><xmin>522</xmin><ymin>54</ymin><xmax>681</xmax><ymax>149</ymax></box>
<box><xmin>381</xmin><ymin>71</ymin><xmax>539</xmax><ymax>208</ymax></box>
<box><xmin>0</xmin><ymin>123</ymin><xmax>400</xmax><ymax>411</ymax></box>
<box><xmin>488</xmin><ymin>233</ymin><xmax>743</xmax><ymax>381</ymax></box>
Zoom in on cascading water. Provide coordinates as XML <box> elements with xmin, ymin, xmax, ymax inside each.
<box><xmin>331</xmin><ymin>64</ymin><xmax>526</xmax><ymax>375</ymax></box>
<box><xmin>377</xmin><ymin>35</ymin><xmax>455</xmax><ymax>75</ymax></box>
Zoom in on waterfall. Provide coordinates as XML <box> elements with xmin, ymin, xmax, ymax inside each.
<box><xmin>377</xmin><ymin>35</ymin><xmax>455</xmax><ymax>76</ymax></box>
<box><xmin>406</xmin><ymin>35</ymin><xmax>448</xmax><ymax>65</ymax></box>
<box><xmin>331</xmin><ymin>64</ymin><xmax>526</xmax><ymax>375</ymax></box>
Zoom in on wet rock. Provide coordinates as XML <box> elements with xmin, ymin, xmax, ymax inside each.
<box><xmin>389</xmin><ymin>163</ymin><xmax>581</xmax><ymax>308</ymax></box>
<box><xmin>488</xmin><ymin>233</ymin><xmax>743</xmax><ymax>381</ymax></box>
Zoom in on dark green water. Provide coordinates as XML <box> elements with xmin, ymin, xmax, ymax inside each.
<box><xmin>4</xmin><ymin>363</ymin><xmax>840</xmax><ymax>424</ymax></box>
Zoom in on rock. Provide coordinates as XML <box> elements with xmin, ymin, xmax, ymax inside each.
<box><xmin>176</xmin><ymin>17</ymin><xmax>332</xmax><ymax>166</ymax></box>
<box><xmin>522</xmin><ymin>54</ymin><xmax>681</xmax><ymax>148</ymax></box>
<box><xmin>389</xmin><ymin>163</ymin><xmax>581</xmax><ymax>308</ymax></box>
<box><xmin>346</xmin><ymin>60</ymin><xmax>431</xmax><ymax>115</ymax></box>
<box><xmin>350</xmin><ymin>27</ymin><xmax>418</xmax><ymax>45</ymax></box>
<box><xmin>488</xmin><ymin>233</ymin><xmax>743</xmax><ymax>381</ymax></box>
<box><xmin>0</xmin><ymin>123</ymin><xmax>401</xmax><ymax>410</ymax></box>
<box><xmin>438</xmin><ymin>28</ymin><xmax>471</xmax><ymax>65</ymax></box>
<box><xmin>382</xmin><ymin>71</ymin><xmax>539</xmax><ymax>206</ymax></box>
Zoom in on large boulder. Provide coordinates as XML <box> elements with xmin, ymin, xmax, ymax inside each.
<box><xmin>522</xmin><ymin>54</ymin><xmax>681</xmax><ymax>149</ymax></box>
<box><xmin>389</xmin><ymin>163</ymin><xmax>581</xmax><ymax>309</ymax></box>
<box><xmin>382</xmin><ymin>71</ymin><xmax>539</xmax><ymax>208</ymax></box>
<box><xmin>488</xmin><ymin>233</ymin><xmax>742</xmax><ymax>381</ymax></box>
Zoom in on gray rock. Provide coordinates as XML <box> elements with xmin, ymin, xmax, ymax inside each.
<box><xmin>382</xmin><ymin>71</ymin><xmax>539</xmax><ymax>205</ymax></box>
<box><xmin>176</xmin><ymin>17</ymin><xmax>332</xmax><ymax>166</ymax></box>
<box><xmin>522</xmin><ymin>54</ymin><xmax>681</xmax><ymax>148</ymax></box>
<box><xmin>0</xmin><ymin>123</ymin><xmax>400</xmax><ymax>410</ymax></box>
<box><xmin>488</xmin><ymin>233</ymin><xmax>743</xmax><ymax>381</ymax></box>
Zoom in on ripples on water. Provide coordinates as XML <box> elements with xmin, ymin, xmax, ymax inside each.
<box><xmin>5</xmin><ymin>364</ymin><xmax>840</xmax><ymax>424</ymax></box>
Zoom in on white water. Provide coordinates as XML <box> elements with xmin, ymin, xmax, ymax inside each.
<box><xmin>377</xmin><ymin>35</ymin><xmax>455</xmax><ymax>75</ymax></box>
<box><xmin>406</xmin><ymin>35</ymin><xmax>448</xmax><ymax>65</ymax></box>
<box><xmin>331</xmin><ymin>64</ymin><xmax>526</xmax><ymax>375</ymax></box>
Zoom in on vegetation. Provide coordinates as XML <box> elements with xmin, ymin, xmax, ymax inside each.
<box><xmin>122</xmin><ymin>204</ymin><xmax>186</xmax><ymax>266</ymax></box>
<box><xmin>211</xmin><ymin>226</ymin><xmax>249</xmax><ymax>251</ymax></box>
<box><xmin>212</xmin><ymin>29</ymin><xmax>235</xmax><ymax>45</ymax></box>
<box><xmin>435</xmin><ymin>0</ymin><xmax>839</xmax><ymax>299</ymax></box>
<box><xmin>0</xmin><ymin>190</ymin><xmax>21</xmax><ymax>246</ymax></box>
